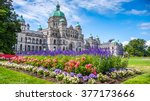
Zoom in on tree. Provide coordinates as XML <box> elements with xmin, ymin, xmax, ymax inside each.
<box><xmin>124</xmin><ymin>39</ymin><xmax>147</xmax><ymax>56</ymax></box>
<box><xmin>147</xmin><ymin>46</ymin><xmax>150</xmax><ymax>56</ymax></box>
<box><xmin>0</xmin><ymin>0</ymin><xmax>20</xmax><ymax>54</ymax></box>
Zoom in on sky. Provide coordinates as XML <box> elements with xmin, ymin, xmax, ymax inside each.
<box><xmin>12</xmin><ymin>0</ymin><xmax>150</xmax><ymax>46</ymax></box>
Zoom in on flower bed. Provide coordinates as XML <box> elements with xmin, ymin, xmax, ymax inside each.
<box><xmin>0</xmin><ymin>60</ymin><xmax>141</xmax><ymax>84</ymax></box>
<box><xmin>0</xmin><ymin>54</ymin><xmax>17</xmax><ymax>60</ymax></box>
<box><xmin>17</xmin><ymin>48</ymin><xmax>111</xmax><ymax>57</ymax></box>
<box><xmin>0</xmin><ymin>49</ymin><xmax>141</xmax><ymax>84</ymax></box>
<box><xmin>10</xmin><ymin>55</ymin><xmax>128</xmax><ymax>75</ymax></box>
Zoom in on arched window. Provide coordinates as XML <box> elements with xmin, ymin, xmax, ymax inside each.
<box><xmin>28</xmin><ymin>45</ymin><xmax>30</xmax><ymax>51</ymax></box>
<box><xmin>39</xmin><ymin>46</ymin><xmax>42</xmax><ymax>51</ymax></box>
<box><xmin>25</xmin><ymin>37</ymin><xmax>27</xmax><ymax>43</ymax></box>
<box><xmin>36</xmin><ymin>46</ymin><xmax>38</xmax><ymax>51</ymax></box>
<box><xmin>39</xmin><ymin>39</ymin><xmax>42</xmax><ymax>44</ymax></box>
<box><xmin>32</xmin><ymin>38</ymin><xmax>35</xmax><ymax>44</ymax></box>
<box><xmin>54</xmin><ymin>39</ymin><xmax>56</xmax><ymax>45</ymax></box>
<box><xmin>20</xmin><ymin>44</ymin><xmax>22</xmax><ymax>51</ymax></box>
<box><xmin>32</xmin><ymin>46</ymin><xmax>34</xmax><ymax>51</ymax></box>
<box><xmin>63</xmin><ymin>47</ymin><xmax>65</xmax><ymax>51</ymax></box>
<box><xmin>28</xmin><ymin>38</ymin><xmax>31</xmax><ymax>43</ymax></box>
<box><xmin>36</xmin><ymin>39</ymin><xmax>38</xmax><ymax>44</ymax></box>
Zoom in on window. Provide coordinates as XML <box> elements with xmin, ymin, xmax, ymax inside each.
<box><xmin>39</xmin><ymin>39</ymin><xmax>42</xmax><ymax>44</ymax></box>
<box><xmin>36</xmin><ymin>46</ymin><xmax>38</xmax><ymax>51</ymax></box>
<box><xmin>36</xmin><ymin>39</ymin><xmax>38</xmax><ymax>44</ymax></box>
<box><xmin>21</xmin><ymin>37</ymin><xmax>23</xmax><ymax>42</ymax></box>
<box><xmin>54</xmin><ymin>39</ymin><xmax>56</xmax><ymax>45</ymax></box>
<box><xmin>25</xmin><ymin>45</ymin><xmax>26</xmax><ymax>51</ymax></box>
<box><xmin>39</xmin><ymin>46</ymin><xmax>42</xmax><ymax>51</ymax></box>
<box><xmin>20</xmin><ymin>44</ymin><xmax>22</xmax><ymax>51</ymax></box>
<box><xmin>28</xmin><ymin>38</ymin><xmax>31</xmax><ymax>43</ymax></box>
<box><xmin>32</xmin><ymin>38</ymin><xmax>35</xmax><ymax>44</ymax></box>
<box><xmin>32</xmin><ymin>46</ymin><xmax>34</xmax><ymax>51</ymax></box>
<box><xmin>25</xmin><ymin>37</ymin><xmax>27</xmax><ymax>43</ymax></box>
<box><xmin>63</xmin><ymin>47</ymin><xmax>65</xmax><ymax>51</ymax></box>
<box><xmin>28</xmin><ymin>45</ymin><xmax>30</xmax><ymax>51</ymax></box>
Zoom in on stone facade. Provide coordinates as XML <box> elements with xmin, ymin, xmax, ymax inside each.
<box><xmin>16</xmin><ymin>4</ymin><xmax>84</xmax><ymax>52</ymax></box>
<box><xmin>85</xmin><ymin>37</ymin><xmax>123</xmax><ymax>56</ymax></box>
<box><xmin>15</xmin><ymin>4</ymin><xmax>123</xmax><ymax>56</ymax></box>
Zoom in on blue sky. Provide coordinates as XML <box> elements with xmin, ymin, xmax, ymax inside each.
<box><xmin>12</xmin><ymin>0</ymin><xmax>150</xmax><ymax>46</ymax></box>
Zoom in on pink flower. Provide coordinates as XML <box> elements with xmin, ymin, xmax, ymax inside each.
<box><xmin>85</xmin><ymin>64</ymin><xmax>93</xmax><ymax>69</ymax></box>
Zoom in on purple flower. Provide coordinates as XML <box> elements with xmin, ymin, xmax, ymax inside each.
<box><xmin>109</xmin><ymin>68</ymin><xmax>117</xmax><ymax>72</ymax></box>
<box><xmin>82</xmin><ymin>76</ymin><xmax>89</xmax><ymax>81</ymax></box>
<box><xmin>70</xmin><ymin>72</ymin><xmax>75</xmax><ymax>77</ymax></box>
<box><xmin>76</xmin><ymin>74</ymin><xmax>83</xmax><ymax>78</ymax></box>
<box><xmin>89</xmin><ymin>73</ymin><xmax>97</xmax><ymax>79</ymax></box>
<box><xmin>54</xmin><ymin>69</ymin><xmax>62</xmax><ymax>74</ymax></box>
<box><xmin>62</xmin><ymin>71</ymin><xmax>69</xmax><ymax>76</ymax></box>
<box><xmin>119</xmin><ymin>68</ymin><xmax>126</xmax><ymax>71</ymax></box>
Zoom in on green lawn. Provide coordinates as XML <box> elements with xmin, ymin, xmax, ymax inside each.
<box><xmin>0</xmin><ymin>67</ymin><xmax>53</xmax><ymax>84</ymax></box>
<box><xmin>122</xmin><ymin>57</ymin><xmax>150</xmax><ymax>84</ymax></box>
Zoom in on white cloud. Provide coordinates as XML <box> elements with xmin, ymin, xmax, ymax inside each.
<box><xmin>12</xmin><ymin>0</ymin><xmax>132</xmax><ymax>30</ymax></box>
<box><xmin>139</xmin><ymin>22</ymin><xmax>150</xmax><ymax>30</ymax></box>
<box><xmin>122</xmin><ymin>41</ymin><xmax>129</xmax><ymax>46</ymax></box>
<box><xmin>130</xmin><ymin>37</ymin><xmax>137</xmax><ymax>40</ymax></box>
<box><xmin>70</xmin><ymin>0</ymin><xmax>132</xmax><ymax>14</ymax></box>
<box><xmin>125</xmin><ymin>9</ymin><xmax>148</xmax><ymax>15</ymax></box>
<box><xmin>146</xmin><ymin>40</ymin><xmax>150</xmax><ymax>46</ymax></box>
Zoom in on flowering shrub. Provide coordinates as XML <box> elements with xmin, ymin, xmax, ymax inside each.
<box><xmin>62</xmin><ymin>76</ymin><xmax>79</xmax><ymax>84</ymax></box>
<box><xmin>56</xmin><ymin>74</ymin><xmax>64</xmax><ymax>81</ymax></box>
<box><xmin>88</xmin><ymin>78</ymin><xmax>96</xmax><ymax>84</ymax></box>
<box><xmin>17</xmin><ymin>48</ymin><xmax>111</xmax><ymax>57</ymax></box>
<box><xmin>0</xmin><ymin>61</ymin><xmax>142</xmax><ymax>84</ymax></box>
<box><xmin>49</xmin><ymin>71</ymin><xmax>56</xmax><ymax>78</ymax></box>
<box><xmin>37</xmin><ymin>67</ymin><xmax>44</xmax><ymax>75</ymax></box>
<box><xmin>43</xmin><ymin>70</ymin><xmax>50</xmax><ymax>77</ymax></box>
<box><xmin>0</xmin><ymin>54</ymin><xmax>17</xmax><ymax>60</ymax></box>
<box><xmin>97</xmin><ymin>73</ymin><xmax>109</xmax><ymax>82</ymax></box>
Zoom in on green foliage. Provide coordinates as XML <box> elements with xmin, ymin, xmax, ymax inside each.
<box><xmin>49</xmin><ymin>71</ymin><xmax>56</xmax><ymax>78</ymax></box>
<box><xmin>96</xmin><ymin>56</ymin><xmax>128</xmax><ymax>73</ymax></box>
<box><xmin>88</xmin><ymin>78</ymin><xmax>96</xmax><ymax>84</ymax></box>
<box><xmin>56</xmin><ymin>74</ymin><xmax>64</xmax><ymax>81</ymax></box>
<box><xmin>75</xmin><ymin>66</ymin><xmax>87</xmax><ymax>75</ymax></box>
<box><xmin>62</xmin><ymin>76</ymin><xmax>79</xmax><ymax>84</ymax></box>
<box><xmin>15</xmin><ymin>55</ymin><xmax>128</xmax><ymax>74</ymax></box>
<box><xmin>147</xmin><ymin>47</ymin><xmax>150</xmax><ymax>56</ymax></box>
<box><xmin>97</xmin><ymin>73</ymin><xmax>109</xmax><ymax>82</ymax></box>
<box><xmin>0</xmin><ymin>0</ymin><xmax>20</xmax><ymax>54</ymax></box>
<box><xmin>124</xmin><ymin>39</ymin><xmax>147</xmax><ymax>56</ymax></box>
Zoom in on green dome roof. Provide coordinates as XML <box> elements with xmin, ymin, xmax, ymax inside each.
<box><xmin>75</xmin><ymin>22</ymin><xmax>80</xmax><ymax>27</ymax></box>
<box><xmin>51</xmin><ymin>4</ymin><xmax>65</xmax><ymax>17</ymax></box>
<box><xmin>38</xmin><ymin>25</ymin><xmax>42</xmax><ymax>30</ymax></box>
<box><xmin>19</xmin><ymin>15</ymin><xmax>25</xmax><ymax>22</ymax></box>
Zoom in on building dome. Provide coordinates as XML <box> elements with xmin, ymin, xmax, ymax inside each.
<box><xmin>75</xmin><ymin>22</ymin><xmax>80</xmax><ymax>27</ymax></box>
<box><xmin>51</xmin><ymin>4</ymin><xmax>65</xmax><ymax>17</ymax></box>
<box><xmin>18</xmin><ymin>15</ymin><xmax>25</xmax><ymax>23</ymax></box>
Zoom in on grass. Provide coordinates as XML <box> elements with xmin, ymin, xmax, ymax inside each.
<box><xmin>0</xmin><ymin>67</ymin><xmax>54</xmax><ymax>84</ymax></box>
<box><xmin>122</xmin><ymin>57</ymin><xmax>150</xmax><ymax>84</ymax></box>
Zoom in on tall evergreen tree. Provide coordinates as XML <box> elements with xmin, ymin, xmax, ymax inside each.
<box><xmin>0</xmin><ymin>0</ymin><xmax>20</xmax><ymax>54</ymax></box>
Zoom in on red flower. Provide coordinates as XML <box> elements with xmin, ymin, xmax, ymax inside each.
<box><xmin>82</xmin><ymin>57</ymin><xmax>86</xmax><ymax>61</ymax></box>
